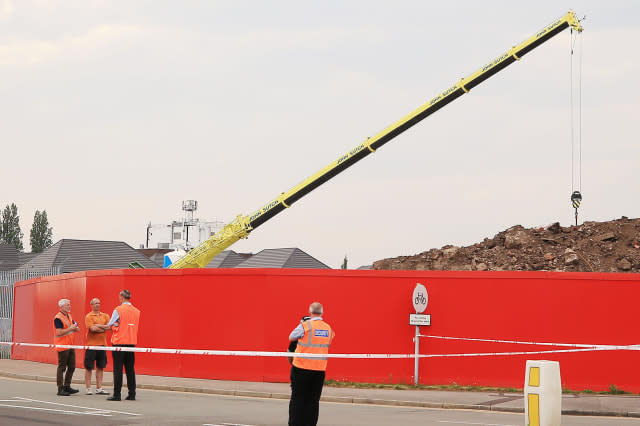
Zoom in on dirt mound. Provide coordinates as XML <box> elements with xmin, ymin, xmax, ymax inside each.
<box><xmin>372</xmin><ymin>217</ymin><xmax>640</xmax><ymax>273</ymax></box>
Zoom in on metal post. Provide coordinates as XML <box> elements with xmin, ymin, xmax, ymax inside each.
<box><xmin>414</xmin><ymin>325</ymin><xmax>420</xmax><ymax>385</ymax></box>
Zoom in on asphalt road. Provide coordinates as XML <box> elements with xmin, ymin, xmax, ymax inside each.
<box><xmin>0</xmin><ymin>377</ymin><xmax>638</xmax><ymax>425</ymax></box>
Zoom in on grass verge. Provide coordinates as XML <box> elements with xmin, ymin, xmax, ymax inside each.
<box><xmin>324</xmin><ymin>380</ymin><xmax>636</xmax><ymax>395</ymax></box>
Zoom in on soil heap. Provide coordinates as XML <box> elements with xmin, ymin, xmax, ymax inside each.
<box><xmin>372</xmin><ymin>217</ymin><xmax>640</xmax><ymax>273</ymax></box>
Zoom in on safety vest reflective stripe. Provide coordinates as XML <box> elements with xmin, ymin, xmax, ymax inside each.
<box><xmin>295</xmin><ymin>354</ymin><xmax>329</xmax><ymax>360</ymax></box>
<box><xmin>297</xmin><ymin>342</ymin><xmax>331</xmax><ymax>348</ymax></box>
<box><xmin>306</xmin><ymin>321</ymin><xmax>313</xmax><ymax>345</ymax></box>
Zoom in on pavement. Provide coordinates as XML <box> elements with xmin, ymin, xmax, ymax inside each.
<box><xmin>0</xmin><ymin>359</ymin><xmax>639</xmax><ymax>418</ymax></box>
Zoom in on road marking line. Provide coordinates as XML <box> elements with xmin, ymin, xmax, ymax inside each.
<box><xmin>12</xmin><ymin>397</ymin><xmax>142</xmax><ymax>416</ymax></box>
<box><xmin>438</xmin><ymin>421</ymin><xmax>517</xmax><ymax>426</ymax></box>
<box><xmin>0</xmin><ymin>403</ymin><xmax>112</xmax><ymax>416</ymax></box>
<box><xmin>203</xmin><ymin>424</ymin><xmax>258</xmax><ymax>426</ymax></box>
<box><xmin>221</xmin><ymin>424</ymin><xmax>258</xmax><ymax>426</ymax></box>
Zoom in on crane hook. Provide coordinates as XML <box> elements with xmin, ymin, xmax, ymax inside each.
<box><xmin>571</xmin><ymin>191</ymin><xmax>582</xmax><ymax>226</ymax></box>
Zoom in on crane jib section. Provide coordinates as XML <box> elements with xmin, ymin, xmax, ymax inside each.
<box><xmin>247</xmin><ymin>13</ymin><xmax>581</xmax><ymax>231</ymax></box>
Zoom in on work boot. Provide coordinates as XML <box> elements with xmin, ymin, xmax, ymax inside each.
<box><xmin>57</xmin><ymin>387</ymin><xmax>70</xmax><ymax>396</ymax></box>
<box><xmin>64</xmin><ymin>386</ymin><xmax>79</xmax><ymax>394</ymax></box>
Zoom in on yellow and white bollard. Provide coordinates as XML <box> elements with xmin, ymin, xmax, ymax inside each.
<box><xmin>524</xmin><ymin>360</ymin><xmax>561</xmax><ymax>426</ymax></box>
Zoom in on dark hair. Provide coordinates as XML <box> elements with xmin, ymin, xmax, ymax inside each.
<box><xmin>120</xmin><ymin>289</ymin><xmax>131</xmax><ymax>300</ymax></box>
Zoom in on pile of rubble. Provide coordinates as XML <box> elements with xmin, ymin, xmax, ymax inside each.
<box><xmin>373</xmin><ymin>217</ymin><xmax>640</xmax><ymax>273</ymax></box>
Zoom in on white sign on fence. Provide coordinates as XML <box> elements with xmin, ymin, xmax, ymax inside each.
<box><xmin>409</xmin><ymin>314</ymin><xmax>431</xmax><ymax>326</ymax></box>
<box><xmin>412</xmin><ymin>283</ymin><xmax>428</xmax><ymax>313</ymax></box>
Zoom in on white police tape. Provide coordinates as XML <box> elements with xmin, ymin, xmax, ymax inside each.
<box><xmin>0</xmin><ymin>342</ymin><xmax>409</xmax><ymax>358</ymax></box>
<box><xmin>1</xmin><ymin>341</ymin><xmax>638</xmax><ymax>359</ymax></box>
<box><xmin>418</xmin><ymin>334</ymin><xmax>640</xmax><ymax>351</ymax></box>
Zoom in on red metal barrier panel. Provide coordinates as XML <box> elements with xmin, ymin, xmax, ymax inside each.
<box><xmin>12</xmin><ymin>269</ymin><xmax>640</xmax><ymax>392</ymax></box>
<box><xmin>13</xmin><ymin>273</ymin><xmax>87</xmax><ymax>365</ymax></box>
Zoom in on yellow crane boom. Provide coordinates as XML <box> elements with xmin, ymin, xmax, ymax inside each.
<box><xmin>169</xmin><ymin>11</ymin><xmax>583</xmax><ymax>269</ymax></box>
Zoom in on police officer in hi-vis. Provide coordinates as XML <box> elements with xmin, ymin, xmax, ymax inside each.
<box><xmin>288</xmin><ymin>302</ymin><xmax>335</xmax><ymax>426</ymax></box>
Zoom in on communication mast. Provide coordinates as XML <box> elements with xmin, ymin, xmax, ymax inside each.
<box><xmin>182</xmin><ymin>200</ymin><xmax>198</xmax><ymax>249</ymax></box>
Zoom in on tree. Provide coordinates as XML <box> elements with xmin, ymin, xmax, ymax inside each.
<box><xmin>1</xmin><ymin>203</ymin><xmax>24</xmax><ymax>251</ymax></box>
<box><xmin>341</xmin><ymin>255</ymin><xmax>348</xmax><ymax>270</ymax></box>
<box><xmin>30</xmin><ymin>210</ymin><xmax>53</xmax><ymax>253</ymax></box>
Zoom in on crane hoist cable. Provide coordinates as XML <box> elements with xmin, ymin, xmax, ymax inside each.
<box><xmin>570</xmin><ymin>22</ymin><xmax>584</xmax><ymax>226</ymax></box>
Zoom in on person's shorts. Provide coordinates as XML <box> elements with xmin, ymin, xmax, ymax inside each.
<box><xmin>84</xmin><ymin>349</ymin><xmax>107</xmax><ymax>370</ymax></box>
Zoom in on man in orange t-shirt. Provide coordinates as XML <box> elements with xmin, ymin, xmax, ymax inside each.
<box><xmin>84</xmin><ymin>298</ymin><xmax>111</xmax><ymax>395</ymax></box>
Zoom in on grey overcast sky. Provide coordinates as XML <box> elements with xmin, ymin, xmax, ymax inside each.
<box><xmin>1</xmin><ymin>1</ymin><xmax>638</xmax><ymax>268</ymax></box>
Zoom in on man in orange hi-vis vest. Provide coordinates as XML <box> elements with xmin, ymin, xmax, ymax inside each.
<box><xmin>53</xmin><ymin>298</ymin><xmax>80</xmax><ymax>396</ymax></box>
<box><xmin>288</xmin><ymin>302</ymin><xmax>335</xmax><ymax>426</ymax></box>
<box><xmin>105</xmin><ymin>289</ymin><xmax>141</xmax><ymax>401</ymax></box>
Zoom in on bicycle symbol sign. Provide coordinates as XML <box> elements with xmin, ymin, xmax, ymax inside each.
<box><xmin>412</xmin><ymin>283</ymin><xmax>428</xmax><ymax>313</ymax></box>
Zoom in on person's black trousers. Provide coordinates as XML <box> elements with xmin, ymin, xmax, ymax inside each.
<box><xmin>111</xmin><ymin>345</ymin><xmax>136</xmax><ymax>398</ymax></box>
<box><xmin>56</xmin><ymin>349</ymin><xmax>75</xmax><ymax>388</ymax></box>
<box><xmin>289</xmin><ymin>366</ymin><xmax>325</xmax><ymax>426</ymax></box>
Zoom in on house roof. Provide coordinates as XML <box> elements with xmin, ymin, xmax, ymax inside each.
<box><xmin>137</xmin><ymin>248</ymin><xmax>173</xmax><ymax>267</ymax></box>
<box><xmin>138</xmin><ymin>248</ymin><xmax>173</xmax><ymax>258</ymax></box>
<box><xmin>235</xmin><ymin>248</ymin><xmax>330</xmax><ymax>269</ymax></box>
<box><xmin>205</xmin><ymin>250</ymin><xmax>250</xmax><ymax>268</ymax></box>
<box><xmin>0</xmin><ymin>244</ymin><xmax>20</xmax><ymax>271</ymax></box>
<box><xmin>21</xmin><ymin>239</ymin><xmax>160</xmax><ymax>273</ymax></box>
<box><xmin>18</xmin><ymin>252</ymin><xmax>39</xmax><ymax>266</ymax></box>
